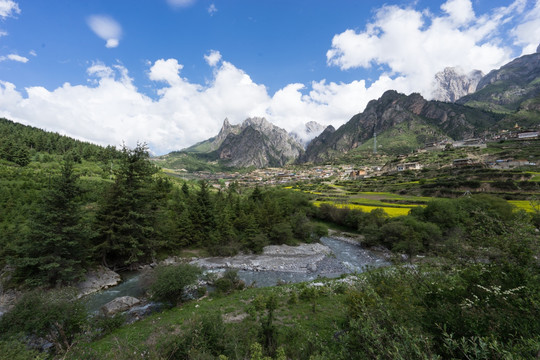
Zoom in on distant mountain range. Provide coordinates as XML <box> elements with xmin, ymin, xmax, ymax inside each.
<box><xmin>298</xmin><ymin>90</ymin><xmax>502</xmax><ymax>163</ymax></box>
<box><xmin>457</xmin><ymin>50</ymin><xmax>540</xmax><ymax>112</ymax></box>
<box><xmin>183</xmin><ymin>117</ymin><xmax>304</xmax><ymax>168</ymax></box>
<box><xmin>163</xmin><ymin>47</ymin><xmax>540</xmax><ymax>168</ymax></box>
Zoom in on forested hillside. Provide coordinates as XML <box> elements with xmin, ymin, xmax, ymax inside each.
<box><xmin>0</xmin><ymin>118</ymin><xmax>321</xmax><ymax>287</ymax></box>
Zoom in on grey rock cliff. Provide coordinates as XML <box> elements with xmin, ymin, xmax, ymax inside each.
<box><xmin>432</xmin><ymin>67</ymin><xmax>483</xmax><ymax>102</ymax></box>
<box><xmin>218</xmin><ymin>117</ymin><xmax>304</xmax><ymax>168</ymax></box>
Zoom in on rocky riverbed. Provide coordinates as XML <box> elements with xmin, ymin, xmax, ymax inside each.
<box><xmin>191</xmin><ymin>242</ymin><xmax>331</xmax><ymax>273</ymax></box>
<box><xmin>192</xmin><ymin>236</ymin><xmax>389</xmax><ymax>287</ymax></box>
<box><xmin>83</xmin><ymin>236</ymin><xmax>390</xmax><ymax>312</ymax></box>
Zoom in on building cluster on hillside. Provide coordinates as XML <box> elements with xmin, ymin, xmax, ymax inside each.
<box><xmin>177</xmin><ymin>126</ymin><xmax>539</xmax><ymax>186</ymax></box>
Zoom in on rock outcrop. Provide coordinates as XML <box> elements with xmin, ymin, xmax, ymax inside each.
<box><xmin>432</xmin><ymin>67</ymin><xmax>483</xmax><ymax>102</ymax></box>
<box><xmin>182</xmin><ymin>117</ymin><xmax>304</xmax><ymax>168</ymax></box>
<box><xmin>458</xmin><ymin>51</ymin><xmax>540</xmax><ymax>111</ymax></box>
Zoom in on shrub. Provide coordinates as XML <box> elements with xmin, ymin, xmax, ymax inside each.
<box><xmin>312</xmin><ymin>223</ymin><xmax>328</xmax><ymax>238</ymax></box>
<box><xmin>0</xmin><ymin>338</ymin><xmax>45</xmax><ymax>360</ymax></box>
<box><xmin>0</xmin><ymin>288</ymin><xmax>87</xmax><ymax>354</ymax></box>
<box><xmin>150</xmin><ymin>263</ymin><xmax>202</xmax><ymax>304</ymax></box>
<box><xmin>215</xmin><ymin>269</ymin><xmax>245</xmax><ymax>294</ymax></box>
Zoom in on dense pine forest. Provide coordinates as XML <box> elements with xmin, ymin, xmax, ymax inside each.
<box><xmin>0</xmin><ymin>118</ymin><xmax>539</xmax><ymax>359</ymax></box>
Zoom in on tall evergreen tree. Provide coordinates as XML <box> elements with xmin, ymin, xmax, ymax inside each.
<box><xmin>14</xmin><ymin>159</ymin><xmax>90</xmax><ymax>287</ymax></box>
<box><xmin>93</xmin><ymin>143</ymin><xmax>158</xmax><ymax>269</ymax></box>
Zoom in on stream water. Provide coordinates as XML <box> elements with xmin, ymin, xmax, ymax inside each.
<box><xmin>236</xmin><ymin>236</ymin><xmax>389</xmax><ymax>287</ymax></box>
<box><xmin>85</xmin><ymin>236</ymin><xmax>389</xmax><ymax>313</ymax></box>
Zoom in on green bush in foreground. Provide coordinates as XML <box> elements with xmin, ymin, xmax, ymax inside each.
<box><xmin>0</xmin><ymin>288</ymin><xmax>87</xmax><ymax>354</ymax></box>
<box><xmin>150</xmin><ymin>263</ymin><xmax>202</xmax><ymax>304</ymax></box>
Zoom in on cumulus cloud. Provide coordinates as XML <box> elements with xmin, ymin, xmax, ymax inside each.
<box><xmin>0</xmin><ymin>54</ymin><xmax>412</xmax><ymax>154</ymax></box>
<box><xmin>87</xmin><ymin>15</ymin><xmax>122</xmax><ymax>48</ymax></box>
<box><xmin>0</xmin><ymin>0</ymin><xmax>20</xmax><ymax>19</ymax></box>
<box><xmin>512</xmin><ymin>0</ymin><xmax>540</xmax><ymax>54</ymax></box>
<box><xmin>326</xmin><ymin>0</ymin><xmax>528</xmax><ymax>98</ymax></box>
<box><xmin>204</xmin><ymin>50</ymin><xmax>222</xmax><ymax>67</ymax></box>
<box><xmin>0</xmin><ymin>53</ymin><xmax>28</xmax><ymax>63</ymax></box>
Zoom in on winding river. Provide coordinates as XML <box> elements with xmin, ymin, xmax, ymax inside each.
<box><xmin>85</xmin><ymin>236</ymin><xmax>389</xmax><ymax>313</ymax></box>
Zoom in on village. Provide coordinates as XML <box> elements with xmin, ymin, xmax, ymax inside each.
<box><xmin>166</xmin><ymin>128</ymin><xmax>540</xmax><ymax>187</ymax></box>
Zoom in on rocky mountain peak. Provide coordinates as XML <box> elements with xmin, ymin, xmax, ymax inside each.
<box><xmin>537</xmin><ymin>43</ymin><xmax>540</xmax><ymax>53</ymax></box>
<box><xmin>432</xmin><ymin>67</ymin><xmax>483</xmax><ymax>102</ymax></box>
<box><xmin>216</xmin><ymin>117</ymin><xmax>303</xmax><ymax>168</ymax></box>
<box><xmin>214</xmin><ymin>118</ymin><xmax>241</xmax><ymax>148</ymax></box>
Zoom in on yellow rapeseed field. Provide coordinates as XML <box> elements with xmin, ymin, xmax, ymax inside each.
<box><xmin>508</xmin><ymin>200</ymin><xmax>537</xmax><ymax>213</ymax></box>
<box><xmin>313</xmin><ymin>201</ymin><xmax>413</xmax><ymax>217</ymax></box>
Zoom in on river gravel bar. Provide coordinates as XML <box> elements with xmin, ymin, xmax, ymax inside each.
<box><xmin>191</xmin><ymin>243</ymin><xmax>332</xmax><ymax>273</ymax></box>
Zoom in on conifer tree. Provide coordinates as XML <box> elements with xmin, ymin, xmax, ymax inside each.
<box><xmin>15</xmin><ymin>159</ymin><xmax>90</xmax><ymax>286</ymax></box>
<box><xmin>93</xmin><ymin>143</ymin><xmax>158</xmax><ymax>268</ymax></box>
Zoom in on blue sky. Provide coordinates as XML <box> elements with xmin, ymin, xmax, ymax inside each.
<box><xmin>0</xmin><ymin>0</ymin><xmax>539</xmax><ymax>154</ymax></box>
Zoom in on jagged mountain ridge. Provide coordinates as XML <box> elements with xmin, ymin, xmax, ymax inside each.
<box><xmin>171</xmin><ymin>48</ymin><xmax>539</xmax><ymax>169</ymax></box>
<box><xmin>183</xmin><ymin>118</ymin><xmax>241</xmax><ymax>153</ymax></box>
<box><xmin>182</xmin><ymin>117</ymin><xmax>303</xmax><ymax>168</ymax></box>
<box><xmin>299</xmin><ymin>90</ymin><xmax>502</xmax><ymax>163</ymax></box>
<box><xmin>457</xmin><ymin>50</ymin><xmax>540</xmax><ymax>112</ymax></box>
<box><xmin>217</xmin><ymin>117</ymin><xmax>304</xmax><ymax>168</ymax></box>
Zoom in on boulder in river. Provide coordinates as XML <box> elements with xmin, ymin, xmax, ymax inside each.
<box><xmin>101</xmin><ymin>296</ymin><xmax>141</xmax><ymax>316</ymax></box>
<box><xmin>78</xmin><ymin>266</ymin><xmax>122</xmax><ymax>298</ymax></box>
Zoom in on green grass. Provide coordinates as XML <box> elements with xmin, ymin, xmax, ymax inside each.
<box><xmin>72</xmin><ymin>280</ymin><xmax>349</xmax><ymax>359</ymax></box>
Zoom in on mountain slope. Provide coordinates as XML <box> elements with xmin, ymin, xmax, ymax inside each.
<box><xmin>457</xmin><ymin>50</ymin><xmax>540</xmax><ymax>112</ymax></box>
<box><xmin>217</xmin><ymin>118</ymin><xmax>303</xmax><ymax>167</ymax></box>
<box><xmin>299</xmin><ymin>90</ymin><xmax>501</xmax><ymax>163</ymax></box>
<box><xmin>165</xmin><ymin>117</ymin><xmax>303</xmax><ymax>169</ymax></box>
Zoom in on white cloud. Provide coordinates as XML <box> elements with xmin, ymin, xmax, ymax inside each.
<box><xmin>148</xmin><ymin>58</ymin><xmax>184</xmax><ymax>87</ymax></box>
<box><xmin>0</xmin><ymin>54</ymin><xmax>413</xmax><ymax>154</ymax></box>
<box><xmin>512</xmin><ymin>0</ymin><xmax>540</xmax><ymax>54</ymax></box>
<box><xmin>204</xmin><ymin>50</ymin><xmax>222</xmax><ymax>67</ymax></box>
<box><xmin>0</xmin><ymin>0</ymin><xmax>20</xmax><ymax>19</ymax></box>
<box><xmin>0</xmin><ymin>53</ymin><xmax>28</xmax><ymax>63</ymax></box>
<box><xmin>166</xmin><ymin>0</ymin><xmax>195</xmax><ymax>8</ymax></box>
<box><xmin>0</xmin><ymin>30</ymin><xmax>7</xmax><ymax>37</ymax></box>
<box><xmin>441</xmin><ymin>0</ymin><xmax>475</xmax><ymax>25</ymax></box>
<box><xmin>87</xmin><ymin>15</ymin><xmax>122</xmax><ymax>48</ymax></box>
<box><xmin>208</xmin><ymin>3</ymin><xmax>217</xmax><ymax>16</ymax></box>
<box><xmin>326</xmin><ymin>0</ymin><xmax>527</xmax><ymax>98</ymax></box>
<box><xmin>29</xmin><ymin>50</ymin><xmax>37</xmax><ymax>56</ymax></box>
<box><xmin>1</xmin><ymin>1</ymin><xmax>539</xmax><ymax>155</ymax></box>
